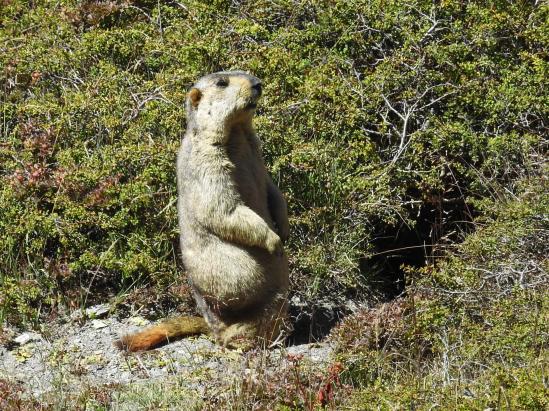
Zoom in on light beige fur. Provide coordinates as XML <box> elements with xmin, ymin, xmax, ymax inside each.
<box><xmin>178</xmin><ymin>71</ymin><xmax>289</xmax><ymax>347</ymax></box>
<box><xmin>116</xmin><ymin>71</ymin><xmax>289</xmax><ymax>351</ymax></box>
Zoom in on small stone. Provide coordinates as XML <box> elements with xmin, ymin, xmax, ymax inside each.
<box><xmin>290</xmin><ymin>295</ymin><xmax>307</xmax><ymax>307</ymax></box>
<box><xmin>128</xmin><ymin>316</ymin><xmax>149</xmax><ymax>326</ymax></box>
<box><xmin>14</xmin><ymin>332</ymin><xmax>41</xmax><ymax>345</ymax></box>
<box><xmin>85</xmin><ymin>303</ymin><xmax>110</xmax><ymax>318</ymax></box>
<box><xmin>91</xmin><ymin>320</ymin><xmax>109</xmax><ymax>329</ymax></box>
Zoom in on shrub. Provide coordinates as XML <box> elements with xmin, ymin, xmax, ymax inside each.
<box><xmin>334</xmin><ymin>178</ymin><xmax>548</xmax><ymax>409</ymax></box>
<box><xmin>1</xmin><ymin>0</ymin><xmax>546</xmax><ymax>326</ymax></box>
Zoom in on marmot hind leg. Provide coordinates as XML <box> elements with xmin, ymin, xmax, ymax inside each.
<box><xmin>255</xmin><ymin>293</ymin><xmax>290</xmax><ymax>346</ymax></box>
<box><xmin>213</xmin><ymin>294</ymin><xmax>290</xmax><ymax>350</ymax></box>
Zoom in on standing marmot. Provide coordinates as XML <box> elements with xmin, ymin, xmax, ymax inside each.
<box><xmin>116</xmin><ymin>71</ymin><xmax>289</xmax><ymax>351</ymax></box>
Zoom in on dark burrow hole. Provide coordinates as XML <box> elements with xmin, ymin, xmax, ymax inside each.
<box><xmin>287</xmin><ymin>219</ymin><xmax>431</xmax><ymax>345</ymax></box>
<box><xmin>363</xmin><ymin>219</ymin><xmax>431</xmax><ymax>301</ymax></box>
<box><xmin>287</xmin><ymin>197</ymin><xmax>475</xmax><ymax>345</ymax></box>
<box><xmin>285</xmin><ymin>218</ymin><xmax>426</xmax><ymax>346</ymax></box>
<box><xmin>287</xmin><ymin>303</ymin><xmax>346</xmax><ymax>346</ymax></box>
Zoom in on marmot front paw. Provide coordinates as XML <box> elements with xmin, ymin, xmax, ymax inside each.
<box><xmin>266</xmin><ymin>231</ymin><xmax>283</xmax><ymax>256</ymax></box>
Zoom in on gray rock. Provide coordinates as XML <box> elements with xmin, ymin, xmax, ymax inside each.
<box><xmin>85</xmin><ymin>303</ymin><xmax>111</xmax><ymax>318</ymax></box>
<box><xmin>13</xmin><ymin>331</ymin><xmax>41</xmax><ymax>345</ymax></box>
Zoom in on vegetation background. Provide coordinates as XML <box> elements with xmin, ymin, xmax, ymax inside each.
<box><xmin>1</xmin><ymin>0</ymin><xmax>547</xmax><ymax>409</ymax></box>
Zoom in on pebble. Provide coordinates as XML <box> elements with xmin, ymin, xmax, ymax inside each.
<box><xmin>14</xmin><ymin>332</ymin><xmax>41</xmax><ymax>345</ymax></box>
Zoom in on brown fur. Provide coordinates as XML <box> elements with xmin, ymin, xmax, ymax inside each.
<box><xmin>116</xmin><ymin>71</ymin><xmax>289</xmax><ymax>352</ymax></box>
<box><xmin>115</xmin><ymin>316</ymin><xmax>208</xmax><ymax>352</ymax></box>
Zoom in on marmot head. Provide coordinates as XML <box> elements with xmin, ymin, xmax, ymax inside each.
<box><xmin>186</xmin><ymin>71</ymin><xmax>262</xmax><ymax>137</ymax></box>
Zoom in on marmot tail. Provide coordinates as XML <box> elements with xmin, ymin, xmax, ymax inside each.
<box><xmin>115</xmin><ymin>316</ymin><xmax>209</xmax><ymax>352</ymax></box>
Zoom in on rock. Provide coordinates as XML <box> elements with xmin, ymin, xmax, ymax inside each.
<box><xmin>128</xmin><ymin>316</ymin><xmax>149</xmax><ymax>326</ymax></box>
<box><xmin>91</xmin><ymin>320</ymin><xmax>109</xmax><ymax>329</ymax></box>
<box><xmin>85</xmin><ymin>303</ymin><xmax>111</xmax><ymax>318</ymax></box>
<box><xmin>14</xmin><ymin>332</ymin><xmax>41</xmax><ymax>345</ymax></box>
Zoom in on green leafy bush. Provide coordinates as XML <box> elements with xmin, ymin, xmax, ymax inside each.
<box><xmin>334</xmin><ymin>179</ymin><xmax>548</xmax><ymax>409</ymax></box>
<box><xmin>1</xmin><ymin>0</ymin><xmax>546</xmax><ymax>326</ymax></box>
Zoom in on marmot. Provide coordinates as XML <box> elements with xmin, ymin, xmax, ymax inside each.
<box><xmin>116</xmin><ymin>71</ymin><xmax>289</xmax><ymax>351</ymax></box>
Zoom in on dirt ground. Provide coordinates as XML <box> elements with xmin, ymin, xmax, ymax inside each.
<box><xmin>0</xmin><ymin>306</ymin><xmax>333</xmax><ymax>400</ymax></box>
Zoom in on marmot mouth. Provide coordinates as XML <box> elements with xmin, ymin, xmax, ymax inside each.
<box><xmin>246</xmin><ymin>102</ymin><xmax>258</xmax><ymax>110</ymax></box>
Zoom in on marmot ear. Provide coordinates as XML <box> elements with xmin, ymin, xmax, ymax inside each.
<box><xmin>188</xmin><ymin>88</ymin><xmax>202</xmax><ymax>108</ymax></box>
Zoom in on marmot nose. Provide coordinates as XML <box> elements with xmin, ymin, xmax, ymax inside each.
<box><xmin>251</xmin><ymin>82</ymin><xmax>262</xmax><ymax>97</ymax></box>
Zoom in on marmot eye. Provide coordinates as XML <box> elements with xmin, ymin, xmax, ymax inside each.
<box><xmin>216</xmin><ymin>78</ymin><xmax>229</xmax><ymax>88</ymax></box>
